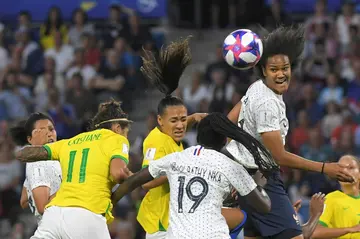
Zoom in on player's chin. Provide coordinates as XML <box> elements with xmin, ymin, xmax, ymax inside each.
<box><xmin>273</xmin><ymin>81</ymin><xmax>289</xmax><ymax>94</ymax></box>
<box><xmin>173</xmin><ymin>132</ymin><xmax>185</xmax><ymax>142</ymax></box>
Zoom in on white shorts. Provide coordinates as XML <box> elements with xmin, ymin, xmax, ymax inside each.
<box><xmin>146</xmin><ymin>231</ymin><xmax>167</xmax><ymax>239</ymax></box>
<box><xmin>31</xmin><ymin>206</ymin><xmax>110</xmax><ymax>239</ymax></box>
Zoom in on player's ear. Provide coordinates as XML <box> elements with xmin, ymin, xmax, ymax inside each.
<box><xmin>27</xmin><ymin>136</ymin><xmax>32</xmax><ymax>144</ymax></box>
<box><xmin>262</xmin><ymin>66</ymin><xmax>267</xmax><ymax>77</ymax></box>
<box><xmin>157</xmin><ymin>115</ymin><xmax>163</xmax><ymax>127</ymax></box>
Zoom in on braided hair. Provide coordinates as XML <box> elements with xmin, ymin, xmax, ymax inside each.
<box><xmin>197</xmin><ymin>113</ymin><xmax>278</xmax><ymax>176</ymax></box>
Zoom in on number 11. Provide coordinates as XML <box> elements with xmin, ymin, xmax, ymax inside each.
<box><xmin>67</xmin><ymin>148</ymin><xmax>90</xmax><ymax>183</ymax></box>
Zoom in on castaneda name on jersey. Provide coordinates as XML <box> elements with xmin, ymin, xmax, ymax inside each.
<box><xmin>170</xmin><ymin>162</ymin><xmax>222</xmax><ymax>183</ymax></box>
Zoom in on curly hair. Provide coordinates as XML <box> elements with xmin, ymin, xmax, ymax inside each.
<box><xmin>256</xmin><ymin>25</ymin><xmax>305</xmax><ymax>78</ymax></box>
<box><xmin>90</xmin><ymin>99</ymin><xmax>131</xmax><ymax>130</ymax></box>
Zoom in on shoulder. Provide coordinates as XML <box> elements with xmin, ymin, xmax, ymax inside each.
<box><xmin>325</xmin><ymin>190</ymin><xmax>343</xmax><ymax>203</ymax></box>
<box><xmin>144</xmin><ymin>128</ymin><xmax>167</xmax><ymax>147</ymax></box>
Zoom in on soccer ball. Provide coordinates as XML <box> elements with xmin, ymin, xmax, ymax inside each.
<box><xmin>223</xmin><ymin>29</ymin><xmax>263</xmax><ymax>70</ymax></box>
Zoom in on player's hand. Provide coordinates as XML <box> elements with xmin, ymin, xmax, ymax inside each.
<box><xmin>31</xmin><ymin>128</ymin><xmax>49</xmax><ymax>145</ymax></box>
<box><xmin>231</xmin><ymin>187</ymin><xmax>238</xmax><ymax>201</ymax></box>
<box><xmin>323</xmin><ymin>162</ymin><xmax>355</xmax><ymax>183</ymax></box>
<box><xmin>309</xmin><ymin>192</ymin><xmax>326</xmax><ymax>218</ymax></box>
<box><xmin>187</xmin><ymin>113</ymin><xmax>208</xmax><ymax>124</ymax></box>
<box><xmin>348</xmin><ymin>224</ymin><xmax>360</xmax><ymax>233</ymax></box>
<box><xmin>293</xmin><ymin>199</ymin><xmax>302</xmax><ymax>214</ymax></box>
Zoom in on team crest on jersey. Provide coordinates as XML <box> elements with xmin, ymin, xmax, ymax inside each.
<box><xmin>145</xmin><ymin>148</ymin><xmax>156</xmax><ymax>161</ymax></box>
<box><xmin>293</xmin><ymin>214</ymin><xmax>300</xmax><ymax>225</ymax></box>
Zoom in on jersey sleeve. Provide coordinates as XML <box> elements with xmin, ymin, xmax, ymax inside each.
<box><xmin>26</xmin><ymin>163</ymin><xmax>51</xmax><ymax>190</ymax></box>
<box><xmin>43</xmin><ymin>140</ymin><xmax>67</xmax><ymax>161</ymax></box>
<box><xmin>224</xmin><ymin>158</ymin><xmax>257</xmax><ymax>196</ymax></box>
<box><xmin>103</xmin><ymin>134</ymin><xmax>130</xmax><ymax>164</ymax></box>
<box><xmin>148</xmin><ymin>153</ymin><xmax>176</xmax><ymax>178</ymax></box>
<box><xmin>319</xmin><ymin>196</ymin><xmax>334</xmax><ymax>227</ymax></box>
<box><xmin>254</xmin><ymin>100</ymin><xmax>281</xmax><ymax>134</ymax></box>
<box><xmin>142</xmin><ymin>146</ymin><xmax>166</xmax><ymax>168</ymax></box>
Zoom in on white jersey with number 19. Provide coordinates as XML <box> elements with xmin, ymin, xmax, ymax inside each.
<box><xmin>148</xmin><ymin>145</ymin><xmax>257</xmax><ymax>239</ymax></box>
<box><xmin>226</xmin><ymin>80</ymin><xmax>289</xmax><ymax>169</ymax></box>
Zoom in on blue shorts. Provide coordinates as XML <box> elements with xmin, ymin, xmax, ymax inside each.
<box><xmin>229</xmin><ymin>210</ymin><xmax>247</xmax><ymax>239</ymax></box>
<box><xmin>239</xmin><ymin>171</ymin><xmax>302</xmax><ymax>237</ymax></box>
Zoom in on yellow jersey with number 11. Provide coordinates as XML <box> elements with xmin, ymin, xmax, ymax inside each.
<box><xmin>137</xmin><ymin>127</ymin><xmax>183</xmax><ymax>233</ymax></box>
<box><xmin>43</xmin><ymin>128</ymin><xmax>130</xmax><ymax>224</ymax></box>
<box><xmin>319</xmin><ymin>190</ymin><xmax>360</xmax><ymax>239</ymax></box>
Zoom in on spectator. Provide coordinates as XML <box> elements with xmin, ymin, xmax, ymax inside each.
<box><xmin>290</xmin><ymin>110</ymin><xmax>310</xmax><ymax>154</ymax></box>
<box><xmin>321</xmin><ymin>102</ymin><xmax>343</xmax><ymax>140</ymax></box>
<box><xmin>92</xmin><ymin>49</ymin><xmax>127</xmax><ymax>103</ymax></box>
<box><xmin>331</xmin><ymin>110</ymin><xmax>358</xmax><ymax>149</ymax></box>
<box><xmin>46</xmin><ymin>88</ymin><xmax>76</xmax><ymax>139</ymax></box>
<box><xmin>45</xmin><ymin>31</ymin><xmax>74</xmax><ymax>74</ymax></box>
<box><xmin>82</xmin><ymin>33</ymin><xmax>101</xmax><ymax>70</ymax></box>
<box><xmin>68</xmin><ymin>8</ymin><xmax>94</xmax><ymax>48</ymax></box>
<box><xmin>295</xmin><ymin>84</ymin><xmax>324</xmax><ymax>126</ymax></box>
<box><xmin>318</xmin><ymin>73</ymin><xmax>344</xmax><ymax>106</ymax></box>
<box><xmin>264</xmin><ymin>0</ymin><xmax>292</xmax><ymax>30</ymax></box>
<box><xmin>66</xmin><ymin>73</ymin><xmax>97</xmax><ymax>124</ymax></box>
<box><xmin>0</xmin><ymin>71</ymin><xmax>30</xmax><ymax>121</ymax></box>
<box><xmin>40</xmin><ymin>6</ymin><xmax>68</xmax><ymax>50</ymax></box>
<box><xmin>16</xmin><ymin>11</ymin><xmax>36</xmax><ymax>41</ymax></box>
<box><xmin>124</xmin><ymin>14</ymin><xmax>154</xmax><ymax>53</ymax></box>
<box><xmin>305</xmin><ymin>0</ymin><xmax>333</xmax><ymax>38</ymax></box>
<box><xmin>336</xmin><ymin>1</ymin><xmax>360</xmax><ymax>53</ymax></box>
<box><xmin>300</xmin><ymin>128</ymin><xmax>333</xmax><ymax>163</ymax></box>
<box><xmin>0</xmin><ymin>24</ymin><xmax>9</xmax><ymax>72</ymax></box>
<box><xmin>182</xmin><ymin>71</ymin><xmax>208</xmax><ymax>113</ymax></box>
<box><xmin>66</xmin><ymin>48</ymin><xmax>96</xmax><ymax>89</ymax></box>
<box><xmin>207</xmin><ymin>69</ymin><xmax>234</xmax><ymax>113</ymax></box>
<box><xmin>346</xmin><ymin>59</ymin><xmax>360</xmax><ymax>114</ymax></box>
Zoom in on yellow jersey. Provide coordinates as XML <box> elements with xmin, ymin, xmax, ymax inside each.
<box><xmin>319</xmin><ymin>190</ymin><xmax>360</xmax><ymax>239</ymax></box>
<box><xmin>137</xmin><ymin>127</ymin><xmax>183</xmax><ymax>233</ymax></box>
<box><xmin>43</xmin><ymin>129</ymin><xmax>130</xmax><ymax>224</ymax></box>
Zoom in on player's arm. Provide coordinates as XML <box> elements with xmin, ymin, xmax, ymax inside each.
<box><xmin>227</xmin><ymin>101</ymin><xmax>242</xmax><ymax>124</ymax></box>
<box><xmin>300</xmin><ymin>193</ymin><xmax>325</xmax><ymax>239</ymax></box>
<box><xmin>20</xmin><ymin>186</ymin><xmax>28</xmax><ymax>209</ymax></box>
<box><xmin>187</xmin><ymin>113</ymin><xmax>208</xmax><ymax>129</ymax></box>
<box><xmin>27</xmin><ymin>165</ymin><xmax>52</xmax><ymax>214</ymax></box>
<box><xmin>105</xmin><ymin>135</ymin><xmax>132</xmax><ymax>184</ymax></box>
<box><xmin>256</xmin><ymin>101</ymin><xmax>353</xmax><ymax>182</ymax></box>
<box><xmin>112</xmin><ymin>154</ymin><xmax>172</xmax><ymax>204</ymax></box>
<box><xmin>141</xmin><ymin>147</ymin><xmax>168</xmax><ymax>190</ymax></box>
<box><xmin>16</xmin><ymin>140</ymin><xmax>65</xmax><ymax>163</ymax></box>
<box><xmin>112</xmin><ymin>168</ymin><xmax>154</xmax><ymax>205</ymax></box>
<box><xmin>312</xmin><ymin>225</ymin><xmax>360</xmax><ymax>238</ymax></box>
<box><xmin>15</xmin><ymin>146</ymin><xmax>49</xmax><ymax>162</ymax></box>
<box><xmin>227</xmin><ymin>159</ymin><xmax>271</xmax><ymax>213</ymax></box>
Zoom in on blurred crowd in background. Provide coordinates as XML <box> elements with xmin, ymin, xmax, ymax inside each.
<box><xmin>1</xmin><ymin>0</ymin><xmax>360</xmax><ymax>238</ymax></box>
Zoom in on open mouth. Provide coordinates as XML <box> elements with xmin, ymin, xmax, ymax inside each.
<box><xmin>174</xmin><ymin>131</ymin><xmax>184</xmax><ymax>137</ymax></box>
<box><xmin>48</xmin><ymin>139</ymin><xmax>54</xmax><ymax>143</ymax></box>
<box><xmin>275</xmin><ymin>78</ymin><xmax>287</xmax><ymax>84</ymax></box>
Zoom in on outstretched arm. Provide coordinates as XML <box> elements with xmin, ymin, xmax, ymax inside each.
<box><xmin>300</xmin><ymin>193</ymin><xmax>326</xmax><ymax>239</ymax></box>
<box><xmin>111</xmin><ymin>168</ymin><xmax>154</xmax><ymax>205</ymax></box>
<box><xmin>15</xmin><ymin>146</ymin><xmax>49</xmax><ymax>162</ymax></box>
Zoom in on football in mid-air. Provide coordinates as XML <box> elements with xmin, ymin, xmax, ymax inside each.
<box><xmin>223</xmin><ymin>29</ymin><xmax>263</xmax><ymax>70</ymax></box>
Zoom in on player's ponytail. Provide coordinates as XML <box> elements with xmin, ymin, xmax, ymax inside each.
<box><xmin>140</xmin><ymin>37</ymin><xmax>192</xmax><ymax>115</ymax></box>
<box><xmin>10</xmin><ymin>112</ymin><xmax>55</xmax><ymax>146</ymax></box>
<box><xmin>197</xmin><ymin>113</ymin><xmax>278</xmax><ymax>175</ymax></box>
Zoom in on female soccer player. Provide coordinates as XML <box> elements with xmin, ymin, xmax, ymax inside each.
<box><xmin>136</xmin><ymin>37</ymin><xmax>249</xmax><ymax>239</ymax></box>
<box><xmin>10</xmin><ymin>112</ymin><xmax>61</xmax><ymax>223</ymax></box>
<box><xmin>312</xmin><ymin>155</ymin><xmax>360</xmax><ymax>239</ymax></box>
<box><xmin>226</xmin><ymin>25</ymin><xmax>354</xmax><ymax>239</ymax></box>
<box><xmin>15</xmin><ymin>100</ymin><xmax>132</xmax><ymax>239</ymax></box>
<box><xmin>112</xmin><ymin>113</ymin><xmax>272</xmax><ymax>239</ymax></box>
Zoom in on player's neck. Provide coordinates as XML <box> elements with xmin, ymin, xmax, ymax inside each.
<box><xmin>342</xmin><ymin>184</ymin><xmax>360</xmax><ymax>198</ymax></box>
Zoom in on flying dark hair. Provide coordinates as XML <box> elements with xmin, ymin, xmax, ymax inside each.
<box><xmin>256</xmin><ymin>25</ymin><xmax>305</xmax><ymax>78</ymax></box>
<box><xmin>90</xmin><ymin>99</ymin><xmax>132</xmax><ymax>130</ymax></box>
<box><xmin>10</xmin><ymin>112</ymin><xmax>55</xmax><ymax>146</ymax></box>
<box><xmin>140</xmin><ymin>37</ymin><xmax>192</xmax><ymax>115</ymax></box>
<box><xmin>197</xmin><ymin>113</ymin><xmax>278</xmax><ymax>176</ymax></box>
